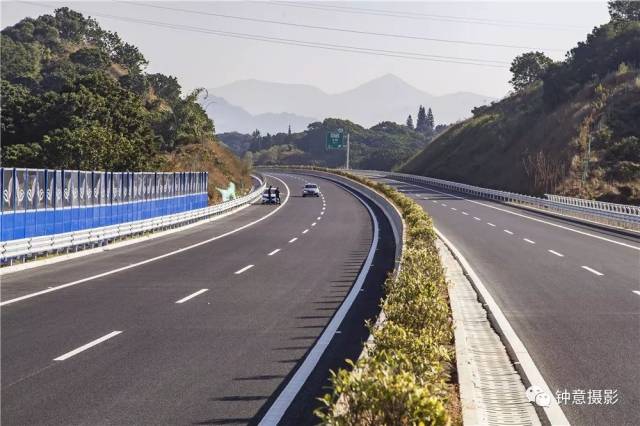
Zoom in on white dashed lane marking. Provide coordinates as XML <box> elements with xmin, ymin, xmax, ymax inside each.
<box><xmin>504</xmin><ymin>229</ymin><xmax>514</xmax><ymax>235</ymax></box>
<box><xmin>235</xmin><ymin>264</ymin><xmax>254</xmax><ymax>274</ymax></box>
<box><xmin>581</xmin><ymin>266</ymin><xmax>604</xmax><ymax>276</ymax></box>
<box><xmin>302</xmin><ymin>229</ymin><xmax>309</xmax><ymax>234</ymax></box>
<box><xmin>487</xmin><ymin>223</ymin><xmax>496</xmax><ymax>227</ymax></box>
<box><xmin>54</xmin><ymin>331</ymin><xmax>122</xmax><ymax>361</ymax></box>
<box><xmin>523</xmin><ymin>238</ymin><xmax>536</xmax><ymax>244</ymax></box>
<box><xmin>462</xmin><ymin>212</ymin><xmax>469</xmax><ymax>215</ymax></box>
<box><xmin>268</xmin><ymin>249</ymin><xmax>281</xmax><ymax>256</ymax></box>
<box><xmin>451</xmin><ymin>207</ymin><xmax>457</xmax><ymax>211</ymax></box>
<box><xmin>175</xmin><ymin>289</ymin><xmax>208</xmax><ymax>304</ymax></box>
<box><xmin>473</xmin><ymin>217</ymin><xmax>481</xmax><ymax>221</ymax></box>
<box><xmin>548</xmin><ymin>250</ymin><xmax>564</xmax><ymax>257</ymax></box>
<box><xmin>289</xmin><ymin>237</ymin><xmax>298</xmax><ymax>243</ymax></box>
<box><xmin>633</xmin><ymin>291</ymin><xmax>640</xmax><ymax>297</ymax></box>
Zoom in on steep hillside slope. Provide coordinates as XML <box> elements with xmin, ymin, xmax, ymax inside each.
<box><xmin>402</xmin><ymin>19</ymin><xmax>640</xmax><ymax>203</ymax></box>
<box><xmin>1</xmin><ymin>7</ymin><xmax>250</xmax><ymax>202</ymax></box>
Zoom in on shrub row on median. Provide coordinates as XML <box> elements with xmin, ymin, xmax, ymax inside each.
<box><xmin>287</xmin><ymin>168</ymin><xmax>457</xmax><ymax>425</ymax></box>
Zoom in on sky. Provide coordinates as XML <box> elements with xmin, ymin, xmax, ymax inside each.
<box><xmin>2</xmin><ymin>1</ymin><xmax>610</xmax><ymax>98</ymax></box>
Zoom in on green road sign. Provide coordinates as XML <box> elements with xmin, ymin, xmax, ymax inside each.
<box><xmin>326</xmin><ymin>129</ymin><xmax>345</xmax><ymax>150</ymax></box>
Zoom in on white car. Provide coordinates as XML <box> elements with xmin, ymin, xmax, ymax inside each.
<box><xmin>302</xmin><ymin>183</ymin><xmax>320</xmax><ymax>197</ymax></box>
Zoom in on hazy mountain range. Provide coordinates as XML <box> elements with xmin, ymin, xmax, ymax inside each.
<box><xmin>206</xmin><ymin>74</ymin><xmax>495</xmax><ymax>134</ymax></box>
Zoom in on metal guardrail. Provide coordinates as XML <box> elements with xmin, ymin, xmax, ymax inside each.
<box><xmin>382</xmin><ymin>172</ymin><xmax>640</xmax><ymax>231</ymax></box>
<box><xmin>1</xmin><ymin>181</ymin><xmax>266</xmax><ymax>264</ymax></box>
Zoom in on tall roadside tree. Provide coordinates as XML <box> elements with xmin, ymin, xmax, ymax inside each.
<box><xmin>415</xmin><ymin>105</ymin><xmax>427</xmax><ymax>132</ymax></box>
<box><xmin>426</xmin><ymin>108</ymin><xmax>435</xmax><ymax>132</ymax></box>
<box><xmin>509</xmin><ymin>51</ymin><xmax>554</xmax><ymax>91</ymax></box>
<box><xmin>608</xmin><ymin>0</ymin><xmax>640</xmax><ymax>22</ymax></box>
<box><xmin>406</xmin><ymin>114</ymin><xmax>414</xmax><ymax>129</ymax></box>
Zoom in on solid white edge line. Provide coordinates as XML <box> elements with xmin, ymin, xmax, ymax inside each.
<box><xmin>53</xmin><ymin>331</ymin><xmax>122</xmax><ymax>361</ymax></box>
<box><xmin>397</xmin><ymin>179</ymin><xmax>639</xmax><ymax>251</ymax></box>
<box><xmin>288</xmin><ymin>237</ymin><xmax>297</xmax><ymax>243</ymax></box>
<box><xmin>0</xmin><ymin>175</ymin><xmax>291</xmax><ymax>307</ymax></box>
<box><xmin>234</xmin><ymin>264</ymin><xmax>254</xmax><ymax>275</ymax></box>
<box><xmin>581</xmin><ymin>266</ymin><xmax>604</xmax><ymax>276</ymax></box>
<box><xmin>524</xmin><ymin>238</ymin><xmax>536</xmax><ymax>244</ymax></box>
<box><xmin>268</xmin><ymin>249</ymin><xmax>281</xmax><ymax>256</ymax></box>
<box><xmin>175</xmin><ymin>288</ymin><xmax>208</xmax><ymax>304</ymax></box>
<box><xmin>548</xmin><ymin>250</ymin><xmax>564</xmax><ymax>257</ymax></box>
<box><xmin>259</xmin><ymin>184</ymin><xmax>379</xmax><ymax>426</ymax></box>
<box><xmin>435</xmin><ymin>229</ymin><xmax>570</xmax><ymax>425</ymax></box>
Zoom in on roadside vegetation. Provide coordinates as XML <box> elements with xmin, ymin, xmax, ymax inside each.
<box><xmin>1</xmin><ymin>8</ymin><xmax>251</xmax><ymax>202</ymax></box>
<box><xmin>219</xmin><ymin>112</ymin><xmax>448</xmax><ymax>172</ymax></box>
<box><xmin>283</xmin><ymin>168</ymin><xmax>457</xmax><ymax>425</ymax></box>
<box><xmin>401</xmin><ymin>1</ymin><xmax>640</xmax><ymax>204</ymax></box>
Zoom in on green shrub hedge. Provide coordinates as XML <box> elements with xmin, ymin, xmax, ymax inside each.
<box><xmin>280</xmin><ymin>167</ymin><xmax>456</xmax><ymax>425</ymax></box>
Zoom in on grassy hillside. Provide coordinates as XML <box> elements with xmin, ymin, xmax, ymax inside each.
<box><xmin>220</xmin><ymin>119</ymin><xmax>438</xmax><ymax>171</ymax></box>
<box><xmin>1</xmin><ymin>8</ymin><xmax>250</xmax><ymax>202</ymax></box>
<box><xmin>402</xmin><ymin>18</ymin><xmax>640</xmax><ymax>204</ymax></box>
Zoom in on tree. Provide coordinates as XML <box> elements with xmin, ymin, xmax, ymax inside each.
<box><xmin>509</xmin><ymin>51</ymin><xmax>554</xmax><ymax>91</ymax></box>
<box><xmin>608</xmin><ymin>1</ymin><xmax>640</xmax><ymax>22</ymax></box>
<box><xmin>426</xmin><ymin>108</ymin><xmax>435</xmax><ymax>132</ymax></box>
<box><xmin>406</xmin><ymin>114</ymin><xmax>414</xmax><ymax>129</ymax></box>
<box><xmin>288</xmin><ymin>124</ymin><xmax>292</xmax><ymax>135</ymax></box>
<box><xmin>415</xmin><ymin>106</ymin><xmax>427</xmax><ymax>132</ymax></box>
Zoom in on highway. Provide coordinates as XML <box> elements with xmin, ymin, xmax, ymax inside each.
<box><xmin>1</xmin><ymin>173</ymin><xmax>396</xmax><ymax>425</ymax></box>
<box><xmin>367</xmin><ymin>174</ymin><xmax>640</xmax><ymax>426</ymax></box>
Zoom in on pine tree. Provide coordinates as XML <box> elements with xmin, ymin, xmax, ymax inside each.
<box><xmin>416</xmin><ymin>106</ymin><xmax>427</xmax><ymax>132</ymax></box>
<box><xmin>288</xmin><ymin>124</ymin><xmax>291</xmax><ymax>135</ymax></box>
<box><xmin>426</xmin><ymin>108</ymin><xmax>435</xmax><ymax>132</ymax></box>
<box><xmin>406</xmin><ymin>115</ymin><xmax>414</xmax><ymax>129</ymax></box>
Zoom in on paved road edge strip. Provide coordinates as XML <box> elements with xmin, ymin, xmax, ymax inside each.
<box><xmin>258</xmin><ymin>185</ymin><xmax>379</xmax><ymax>426</ymax></box>
<box><xmin>435</xmin><ymin>228</ymin><xmax>570</xmax><ymax>426</ymax></box>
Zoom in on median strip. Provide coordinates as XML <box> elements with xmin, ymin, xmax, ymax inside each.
<box><xmin>54</xmin><ymin>331</ymin><xmax>122</xmax><ymax>361</ymax></box>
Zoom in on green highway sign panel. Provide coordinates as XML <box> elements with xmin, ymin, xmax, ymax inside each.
<box><xmin>326</xmin><ymin>129</ymin><xmax>345</xmax><ymax>150</ymax></box>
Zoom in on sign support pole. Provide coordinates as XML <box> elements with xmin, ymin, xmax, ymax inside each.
<box><xmin>346</xmin><ymin>133</ymin><xmax>350</xmax><ymax>170</ymax></box>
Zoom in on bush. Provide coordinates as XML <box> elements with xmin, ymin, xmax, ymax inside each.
<box><xmin>290</xmin><ymin>167</ymin><xmax>457</xmax><ymax>425</ymax></box>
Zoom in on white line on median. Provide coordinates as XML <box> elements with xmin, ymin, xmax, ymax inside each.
<box><xmin>54</xmin><ymin>331</ymin><xmax>122</xmax><ymax>361</ymax></box>
<box><xmin>268</xmin><ymin>249</ymin><xmax>281</xmax><ymax>256</ymax></box>
<box><xmin>523</xmin><ymin>238</ymin><xmax>536</xmax><ymax>244</ymax></box>
<box><xmin>487</xmin><ymin>222</ymin><xmax>496</xmax><ymax>227</ymax></box>
<box><xmin>0</xmin><ymin>175</ymin><xmax>292</xmax><ymax>307</ymax></box>
<box><xmin>288</xmin><ymin>237</ymin><xmax>298</xmax><ymax>243</ymax></box>
<box><xmin>235</xmin><ymin>264</ymin><xmax>254</xmax><ymax>275</ymax></box>
<box><xmin>504</xmin><ymin>229</ymin><xmax>514</xmax><ymax>235</ymax></box>
<box><xmin>302</xmin><ymin>229</ymin><xmax>309</xmax><ymax>234</ymax></box>
<box><xmin>581</xmin><ymin>266</ymin><xmax>604</xmax><ymax>276</ymax></box>
<box><xmin>175</xmin><ymin>289</ymin><xmax>208</xmax><ymax>304</ymax></box>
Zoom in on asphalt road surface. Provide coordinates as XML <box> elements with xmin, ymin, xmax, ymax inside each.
<box><xmin>366</xmin><ymin>174</ymin><xmax>640</xmax><ymax>426</ymax></box>
<box><xmin>1</xmin><ymin>172</ymin><xmax>396</xmax><ymax>425</ymax></box>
